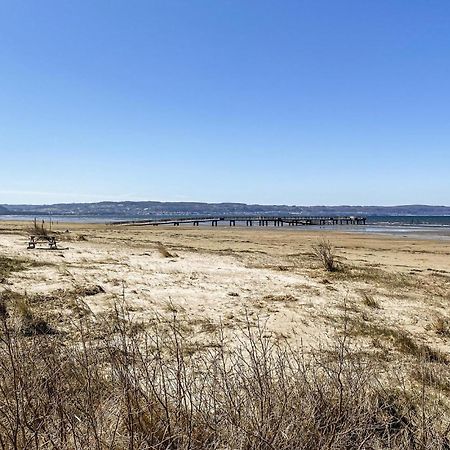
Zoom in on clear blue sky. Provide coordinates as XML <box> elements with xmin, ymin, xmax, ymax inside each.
<box><xmin>1</xmin><ymin>1</ymin><xmax>449</xmax><ymax>205</ymax></box>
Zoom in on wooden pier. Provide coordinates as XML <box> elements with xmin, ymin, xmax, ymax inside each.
<box><xmin>113</xmin><ymin>216</ymin><xmax>367</xmax><ymax>227</ymax></box>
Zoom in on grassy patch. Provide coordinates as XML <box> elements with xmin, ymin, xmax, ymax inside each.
<box><xmin>411</xmin><ymin>363</ymin><xmax>450</xmax><ymax>393</ymax></box>
<box><xmin>333</xmin><ymin>264</ymin><xmax>419</xmax><ymax>290</ymax></box>
<box><xmin>190</xmin><ymin>317</ymin><xmax>220</xmax><ymax>334</ymax></box>
<box><xmin>351</xmin><ymin>319</ymin><xmax>447</xmax><ymax>364</ymax></box>
<box><xmin>0</xmin><ymin>256</ymin><xmax>28</xmax><ymax>280</ymax></box>
<box><xmin>263</xmin><ymin>293</ymin><xmax>298</xmax><ymax>303</ymax></box>
<box><xmin>14</xmin><ymin>297</ymin><xmax>58</xmax><ymax>336</ymax></box>
<box><xmin>0</xmin><ymin>256</ymin><xmax>52</xmax><ymax>282</ymax></box>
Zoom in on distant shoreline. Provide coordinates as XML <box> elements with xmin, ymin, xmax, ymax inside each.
<box><xmin>2</xmin><ymin>202</ymin><xmax>450</xmax><ymax>219</ymax></box>
<box><xmin>1</xmin><ymin>213</ymin><xmax>449</xmax><ymax>223</ymax></box>
<box><xmin>1</xmin><ymin>215</ymin><xmax>450</xmax><ymax>240</ymax></box>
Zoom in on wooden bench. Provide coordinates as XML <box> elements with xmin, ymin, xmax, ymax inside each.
<box><xmin>27</xmin><ymin>235</ymin><xmax>58</xmax><ymax>250</ymax></box>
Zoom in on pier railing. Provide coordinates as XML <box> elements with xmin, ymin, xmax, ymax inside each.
<box><xmin>111</xmin><ymin>216</ymin><xmax>367</xmax><ymax>227</ymax></box>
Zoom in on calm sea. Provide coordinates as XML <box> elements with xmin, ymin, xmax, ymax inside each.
<box><xmin>366</xmin><ymin>215</ymin><xmax>450</xmax><ymax>227</ymax></box>
<box><xmin>343</xmin><ymin>216</ymin><xmax>450</xmax><ymax>240</ymax></box>
<box><xmin>1</xmin><ymin>214</ymin><xmax>450</xmax><ymax>239</ymax></box>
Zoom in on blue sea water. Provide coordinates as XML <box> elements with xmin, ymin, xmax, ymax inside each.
<box><xmin>339</xmin><ymin>216</ymin><xmax>450</xmax><ymax>240</ymax></box>
<box><xmin>1</xmin><ymin>214</ymin><xmax>450</xmax><ymax>239</ymax></box>
<box><xmin>366</xmin><ymin>215</ymin><xmax>450</xmax><ymax>227</ymax></box>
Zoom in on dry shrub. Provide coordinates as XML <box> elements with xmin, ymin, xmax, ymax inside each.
<box><xmin>0</xmin><ymin>298</ymin><xmax>7</xmax><ymax>319</ymax></box>
<box><xmin>0</xmin><ymin>303</ymin><xmax>448</xmax><ymax>449</ymax></box>
<box><xmin>27</xmin><ymin>220</ymin><xmax>49</xmax><ymax>237</ymax></box>
<box><xmin>312</xmin><ymin>239</ymin><xmax>338</xmax><ymax>272</ymax></box>
<box><xmin>21</xmin><ymin>317</ymin><xmax>56</xmax><ymax>336</ymax></box>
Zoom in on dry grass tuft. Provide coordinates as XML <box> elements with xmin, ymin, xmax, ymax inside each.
<box><xmin>75</xmin><ymin>284</ymin><xmax>105</xmax><ymax>296</ymax></box>
<box><xmin>0</xmin><ymin>256</ymin><xmax>27</xmax><ymax>281</ymax></box>
<box><xmin>263</xmin><ymin>293</ymin><xmax>298</xmax><ymax>303</ymax></box>
<box><xmin>432</xmin><ymin>317</ymin><xmax>450</xmax><ymax>337</ymax></box>
<box><xmin>411</xmin><ymin>363</ymin><xmax>450</xmax><ymax>393</ymax></box>
<box><xmin>0</xmin><ymin>256</ymin><xmax>51</xmax><ymax>283</ymax></box>
<box><xmin>156</xmin><ymin>242</ymin><xmax>176</xmax><ymax>258</ymax></box>
<box><xmin>351</xmin><ymin>319</ymin><xmax>447</xmax><ymax>364</ymax></box>
<box><xmin>361</xmin><ymin>291</ymin><xmax>380</xmax><ymax>309</ymax></box>
<box><xmin>15</xmin><ymin>297</ymin><xmax>57</xmax><ymax>336</ymax></box>
<box><xmin>335</xmin><ymin>265</ymin><xmax>422</xmax><ymax>292</ymax></box>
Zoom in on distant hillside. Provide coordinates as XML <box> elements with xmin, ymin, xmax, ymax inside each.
<box><xmin>1</xmin><ymin>202</ymin><xmax>450</xmax><ymax>217</ymax></box>
<box><xmin>0</xmin><ymin>205</ymin><xmax>9</xmax><ymax>215</ymax></box>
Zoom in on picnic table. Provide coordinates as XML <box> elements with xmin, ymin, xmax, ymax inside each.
<box><xmin>27</xmin><ymin>235</ymin><xmax>58</xmax><ymax>250</ymax></box>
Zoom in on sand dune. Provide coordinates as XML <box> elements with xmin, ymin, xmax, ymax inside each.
<box><xmin>1</xmin><ymin>221</ymin><xmax>449</xmax><ymax>354</ymax></box>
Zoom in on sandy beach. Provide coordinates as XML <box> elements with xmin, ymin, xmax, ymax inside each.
<box><xmin>1</xmin><ymin>220</ymin><xmax>450</xmax><ymax>447</ymax></box>
<box><xmin>1</xmin><ymin>220</ymin><xmax>449</xmax><ymax>353</ymax></box>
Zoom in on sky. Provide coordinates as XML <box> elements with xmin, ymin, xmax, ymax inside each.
<box><xmin>0</xmin><ymin>0</ymin><xmax>449</xmax><ymax>206</ymax></box>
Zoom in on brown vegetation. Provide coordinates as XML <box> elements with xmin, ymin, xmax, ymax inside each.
<box><xmin>350</xmin><ymin>319</ymin><xmax>447</xmax><ymax>364</ymax></box>
<box><xmin>0</xmin><ymin>297</ymin><xmax>448</xmax><ymax>449</ymax></box>
<box><xmin>157</xmin><ymin>241</ymin><xmax>176</xmax><ymax>258</ymax></box>
<box><xmin>0</xmin><ymin>256</ymin><xmax>27</xmax><ymax>281</ymax></box>
<box><xmin>0</xmin><ymin>256</ymin><xmax>49</xmax><ymax>283</ymax></box>
<box><xmin>361</xmin><ymin>290</ymin><xmax>381</xmax><ymax>309</ymax></box>
<box><xmin>312</xmin><ymin>239</ymin><xmax>338</xmax><ymax>272</ymax></box>
<box><xmin>1</xmin><ymin>223</ymin><xmax>450</xmax><ymax>448</ymax></box>
<box><xmin>433</xmin><ymin>317</ymin><xmax>450</xmax><ymax>337</ymax></box>
<box><xmin>27</xmin><ymin>220</ymin><xmax>50</xmax><ymax>237</ymax></box>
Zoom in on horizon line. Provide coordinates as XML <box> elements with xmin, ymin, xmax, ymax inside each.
<box><xmin>2</xmin><ymin>201</ymin><xmax>450</xmax><ymax>208</ymax></box>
